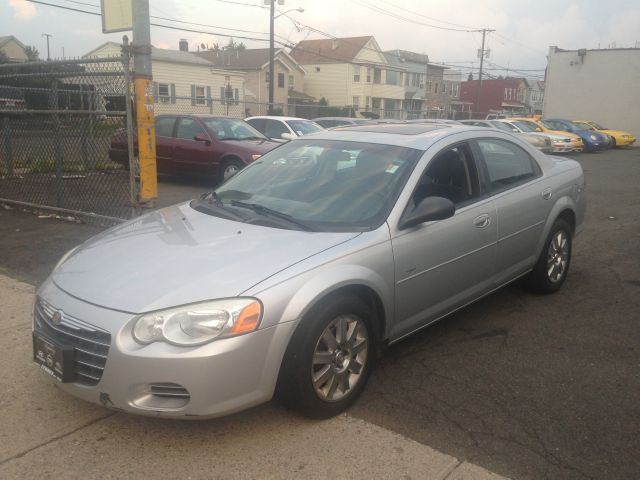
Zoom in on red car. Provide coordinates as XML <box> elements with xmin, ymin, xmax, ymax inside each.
<box><xmin>109</xmin><ymin>115</ymin><xmax>280</xmax><ymax>182</ymax></box>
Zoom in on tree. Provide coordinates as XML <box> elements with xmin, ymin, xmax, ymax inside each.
<box><xmin>25</xmin><ymin>45</ymin><xmax>40</xmax><ymax>61</ymax></box>
<box><xmin>222</xmin><ymin>38</ymin><xmax>246</xmax><ymax>51</ymax></box>
<box><xmin>467</xmin><ymin>72</ymin><xmax>473</xmax><ymax>81</ymax></box>
<box><xmin>0</xmin><ymin>50</ymin><xmax>8</xmax><ymax>64</ymax></box>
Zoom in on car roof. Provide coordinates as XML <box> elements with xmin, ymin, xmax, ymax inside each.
<box><xmin>297</xmin><ymin>123</ymin><xmax>485</xmax><ymax>150</ymax></box>
<box><xmin>245</xmin><ymin>116</ymin><xmax>314</xmax><ymax>122</ymax></box>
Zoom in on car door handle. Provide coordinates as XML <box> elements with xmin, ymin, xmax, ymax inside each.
<box><xmin>473</xmin><ymin>214</ymin><xmax>491</xmax><ymax>228</ymax></box>
<box><xmin>541</xmin><ymin>188</ymin><xmax>553</xmax><ymax>200</ymax></box>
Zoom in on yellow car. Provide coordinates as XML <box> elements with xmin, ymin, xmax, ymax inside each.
<box><xmin>507</xmin><ymin>118</ymin><xmax>584</xmax><ymax>151</ymax></box>
<box><xmin>573</xmin><ymin>121</ymin><xmax>636</xmax><ymax>147</ymax></box>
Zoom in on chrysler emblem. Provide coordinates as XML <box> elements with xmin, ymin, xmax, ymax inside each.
<box><xmin>51</xmin><ymin>310</ymin><xmax>63</xmax><ymax>326</ymax></box>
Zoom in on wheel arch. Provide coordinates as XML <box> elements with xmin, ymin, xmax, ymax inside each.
<box><xmin>535</xmin><ymin>196</ymin><xmax>577</xmax><ymax>257</ymax></box>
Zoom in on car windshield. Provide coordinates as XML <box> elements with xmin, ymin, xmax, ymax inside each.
<box><xmin>201</xmin><ymin>118</ymin><xmax>267</xmax><ymax>140</ymax></box>
<box><xmin>511</xmin><ymin>121</ymin><xmax>536</xmax><ymax>132</ymax></box>
<box><xmin>590</xmin><ymin>122</ymin><xmax>607</xmax><ymax>129</ymax></box>
<box><xmin>285</xmin><ymin>120</ymin><xmax>323</xmax><ymax>135</ymax></box>
<box><xmin>202</xmin><ymin>140</ymin><xmax>422</xmax><ymax>232</ymax></box>
<box><xmin>573</xmin><ymin>121</ymin><xmax>595</xmax><ymax>131</ymax></box>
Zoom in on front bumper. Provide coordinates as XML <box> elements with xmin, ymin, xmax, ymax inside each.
<box><xmin>34</xmin><ymin>280</ymin><xmax>296</xmax><ymax>419</ymax></box>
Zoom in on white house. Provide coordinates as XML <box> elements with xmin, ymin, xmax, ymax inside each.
<box><xmin>83</xmin><ymin>41</ymin><xmax>246</xmax><ymax>117</ymax></box>
<box><xmin>290</xmin><ymin>36</ymin><xmax>406</xmax><ymax>119</ymax></box>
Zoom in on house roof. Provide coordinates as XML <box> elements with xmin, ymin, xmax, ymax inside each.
<box><xmin>83</xmin><ymin>41</ymin><xmax>212</xmax><ymax>66</ymax></box>
<box><xmin>290</xmin><ymin>36</ymin><xmax>374</xmax><ymax>64</ymax></box>
<box><xmin>0</xmin><ymin>35</ymin><xmax>26</xmax><ymax>50</ymax></box>
<box><xmin>384</xmin><ymin>49</ymin><xmax>429</xmax><ymax>65</ymax></box>
<box><xmin>196</xmin><ymin>48</ymin><xmax>273</xmax><ymax>69</ymax></box>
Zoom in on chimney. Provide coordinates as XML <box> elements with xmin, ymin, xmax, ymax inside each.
<box><xmin>331</xmin><ymin>40</ymin><xmax>339</xmax><ymax>50</ymax></box>
<box><xmin>179</xmin><ymin>39</ymin><xmax>188</xmax><ymax>52</ymax></box>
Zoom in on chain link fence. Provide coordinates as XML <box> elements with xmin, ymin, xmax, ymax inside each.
<box><xmin>0</xmin><ymin>58</ymin><xmax>135</xmax><ymax>225</ymax></box>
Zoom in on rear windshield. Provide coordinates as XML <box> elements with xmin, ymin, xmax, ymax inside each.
<box><xmin>201</xmin><ymin>118</ymin><xmax>267</xmax><ymax>141</ymax></box>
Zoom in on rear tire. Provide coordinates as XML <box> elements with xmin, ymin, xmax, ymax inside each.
<box><xmin>277</xmin><ymin>294</ymin><xmax>376</xmax><ymax>419</ymax></box>
<box><xmin>524</xmin><ymin>218</ymin><xmax>572</xmax><ymax>294</ymax></box>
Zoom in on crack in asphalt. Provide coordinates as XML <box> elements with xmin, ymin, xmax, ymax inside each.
<box><xmin>0</xmin><ymin>412</ymin><xmax>117</xmax><ymax>466</ymax></box>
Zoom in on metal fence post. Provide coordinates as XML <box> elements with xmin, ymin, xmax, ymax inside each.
<box><xmin>122</xmin><ymin>36</ymin><xmax>138</xmax><ymax>215</ymax></box>
<box><xmin>50</xmin><ymin>81</ymin><xmax>64</xmax><ymax>207</ymax></box>
<box><xmin>2</xmin><ymin>116</ymin><xmax>13</xmax><ymax>177</ymax></box>
<box><xmin>80</xmin><ymin>85</ymin><xmax>90</xmax><ymax>171</ymax></box>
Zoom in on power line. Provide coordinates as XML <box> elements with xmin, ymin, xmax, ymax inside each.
<box><xmin>350</xmin><ymin>0</ymin><xmax>481</xmax><ymax>32</ymax></box>
<box><xmin>375</xmin><ymin>0</ymin><xmax>480</xmax><ymax>30</ymax></box>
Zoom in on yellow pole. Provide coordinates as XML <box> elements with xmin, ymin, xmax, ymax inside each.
<box><xmin>134</xmin><ymin>77</ymin><xmax>157</xmax><ymax>202</ymax></box>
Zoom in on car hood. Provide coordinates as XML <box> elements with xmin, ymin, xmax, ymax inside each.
<box><xmin>576</xmin><ymin>130</ymin><xmax>609</xmax><ymax>142</ymax></box>
<box><xmin>52</xmin><ymin>204</ymin><xmax>359</xmax><ymax>313</ymax></box>
<box><xmin>222</xmin><ymin>138</ymin><xmax>280</xmax><ymax>153</ymax></box>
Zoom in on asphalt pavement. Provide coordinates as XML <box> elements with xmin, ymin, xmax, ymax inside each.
<box><xmin>0</xmin><ymin>147</ymin><xmax>638</xmax><ymax>479</ymax></box>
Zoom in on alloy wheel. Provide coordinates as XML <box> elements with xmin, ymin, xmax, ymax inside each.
<box><xmin>547</xmin><ymin>230</ymin><xmax>569</xmax><ymax>283</ymax></box>
<box><xmin>311</xmin><ymin>314</ymin><xmax>369</xmax><ymax>402</ymax></box>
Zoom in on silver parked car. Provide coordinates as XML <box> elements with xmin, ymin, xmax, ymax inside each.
<box><xmin>33</xmin><ymin>123</ymin><xmax>586</xmax><ymax>419</ymax></box>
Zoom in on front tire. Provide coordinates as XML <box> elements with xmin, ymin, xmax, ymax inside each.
<box><xmin>219</xmin><ymin>158</ymin><xmax>244</xmax><ymax>183</ymax></box>
<box><xmin>277</xmin><ymin>294</ymin><xmax>375</xmax><ymax>419</ymax></box>
<box><xmin>524</xmin><ymin>218</ymin><xmax>572</xmax><ymax>294</ymax></box>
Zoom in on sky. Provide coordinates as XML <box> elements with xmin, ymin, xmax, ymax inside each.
<box><xmin>2</xmin><ymin>0</ymin><xmax>640</xmax><ymax>80</ymax></box>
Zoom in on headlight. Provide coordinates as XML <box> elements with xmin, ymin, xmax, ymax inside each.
<box><xmin>54</xmin><ymin>246</ymin><xmax>80</xmax><ymax>269</ymax></box>
<box><xmin>132</xmin><ymin>298</ymin><xmax>262</xmax><ymax>346</ymax></box>
<box><xmin>589</xmin><ymin>134</ymin><xmax>597</xmax><ymax>140</ymax></box>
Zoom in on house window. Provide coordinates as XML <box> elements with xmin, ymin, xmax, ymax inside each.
<box><xmin>195</xmin><ymin>85</ymin><xmax>206</xmax><ymax>105</ymax></box>
<box><xmin>352</xmin><ymin>96</ymin><xmax>360</xmax><ymax>110</ymax></box>
<box><xmin>373</xmin><ymin>68</ymin><xmax>382</xmax><ymax>84</ymax></box>
<box><xmin>365</xmin><ymin>96</ymin><xmax>370</xmax><ymax>110</ymax></box>
<box><xmin>157</xmin><ymin>83</ymin><xmax>170</xmax><ymax>103</ymax></box>
<box><xmin>434</xmin><ymin>83</ymin><xmax>438</xmax><ymax>94</ymax></box>
<box><xmin>386</xmin><ymin>70</ymin><xmax>399</xmax><ymax>85</ymax></box>
<box><xmin>315</xmin><ymin>66</ymin><xmax>321</xmax><ymax>72</ymax></box>
<box><xmin>353</xmin><ymin>65</ymin><xmax>361</xmax><ymax>82</ymax></box>
<box><xmin>366</xmin><ymin>67</ymin><xmax>371</xmax><ymax>82</ymax></box>
<box><xmin>427</xmin><ymin>80</ymin><xmax>432</xmax><ymax>92</ymax></box>
<box><xmin>278</xmin><ymin>72</ymin><xmax>285</xmax><ymax>88</ymax></box>
<box><xmin>265</xmin><ymin>71</ymin><xmax>270</xmax><ymax>83</ymax></box>
<box><xmin>288</xmin><ymin>75</ymin><xmax>294</xmax><ymax>90</ymax></box>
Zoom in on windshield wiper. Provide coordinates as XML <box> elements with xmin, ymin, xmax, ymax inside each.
<box><xmin>230</xmin><ymin>200</ymin><xmax>314</xmax><ymax>231</ymax></box>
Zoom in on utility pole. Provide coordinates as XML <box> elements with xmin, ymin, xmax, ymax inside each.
<box><xmin>268</xmin><ymin>0</ymin><xmax>276</xmax><ymax>115</ymax></box>
<box><xmin>132</xmin><ymin>0</ymin><xmax>157</xmax><ymax>203</ymax></box>
<box><xmin>475</xmin><ymin>28</ymin><xmax>495</xmax><ymax>115</ymax></box>
<box><xmin>42</xmin><ymin>33</ymin><xmax>52</xmax><ymax>61</ymax></box>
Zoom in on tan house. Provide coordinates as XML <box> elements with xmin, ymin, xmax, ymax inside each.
<box><xmin>290</xmin><ymin>36</ymin><xmax>406</xmax><ymax>119</ymax></box>
<box><xmin>195</xmin><ymin>48</ymin><xmax>307</xmax><ymax>115</ymax></box>
<box><xmin>0</xmin><ymin>35</ymin><xmax>29</xmax><ymax>63</ymax></box>
<box><xmin>84</xmin><ymin>41</ymin><xmax>246</xmax><ymax>117</ymax></box>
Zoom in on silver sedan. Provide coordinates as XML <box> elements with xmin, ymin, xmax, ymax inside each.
<box><xmin>33</xmin><ymin>123</ymin><xmax>586</xmax><ymax>419</ymax></box>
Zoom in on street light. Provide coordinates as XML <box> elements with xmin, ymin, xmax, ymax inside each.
<box><xmin>42</xmin><ymin>33</ymin><xmax>53</xmax><ymax>61</ymax></box>
<box><xmin>268</xmin><ymin>2</ymin><xmax>304</xmax><ymax>114</ymax></box>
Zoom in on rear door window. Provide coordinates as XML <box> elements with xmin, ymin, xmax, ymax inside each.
<box><xmin>155</xmin><ymin>117</ymin><xmax>176</xmax><ymax>137</ymax></box>
<box><xmin>477</xmin><ymin>139</ymin><xmax>541</xmax><ymax>193</ymax></box>
<box><xmin>245</xmin><ymin>118</ymin><xmax>266</xmax><ymax>135</ymax></box>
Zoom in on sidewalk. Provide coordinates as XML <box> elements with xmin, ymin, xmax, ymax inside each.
<box><xmin>0</xmin><ymin>273</ymin><xmax>509</xmax><ymax>479</ymax></box>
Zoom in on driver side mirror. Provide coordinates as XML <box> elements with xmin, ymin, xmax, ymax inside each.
<box><xmin>399</xmin><ymin>196</ymin><xmax>455</xmax><ymax>230</ymax></box>
<box><xmin>194</xmin><ymin>133</ymin><xmax>211</xmax><ymax>145</ymax></box>
<box><xmin>281</xmin><ymin>132</ymin><xmax>296</xmax><ymax>141</ymax></box>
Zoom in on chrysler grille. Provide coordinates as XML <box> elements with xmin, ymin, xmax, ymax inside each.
<box><xmin>34</xmin><ymin>298</ymin><xmax>111</xmax><ymax>386</ymax></box>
